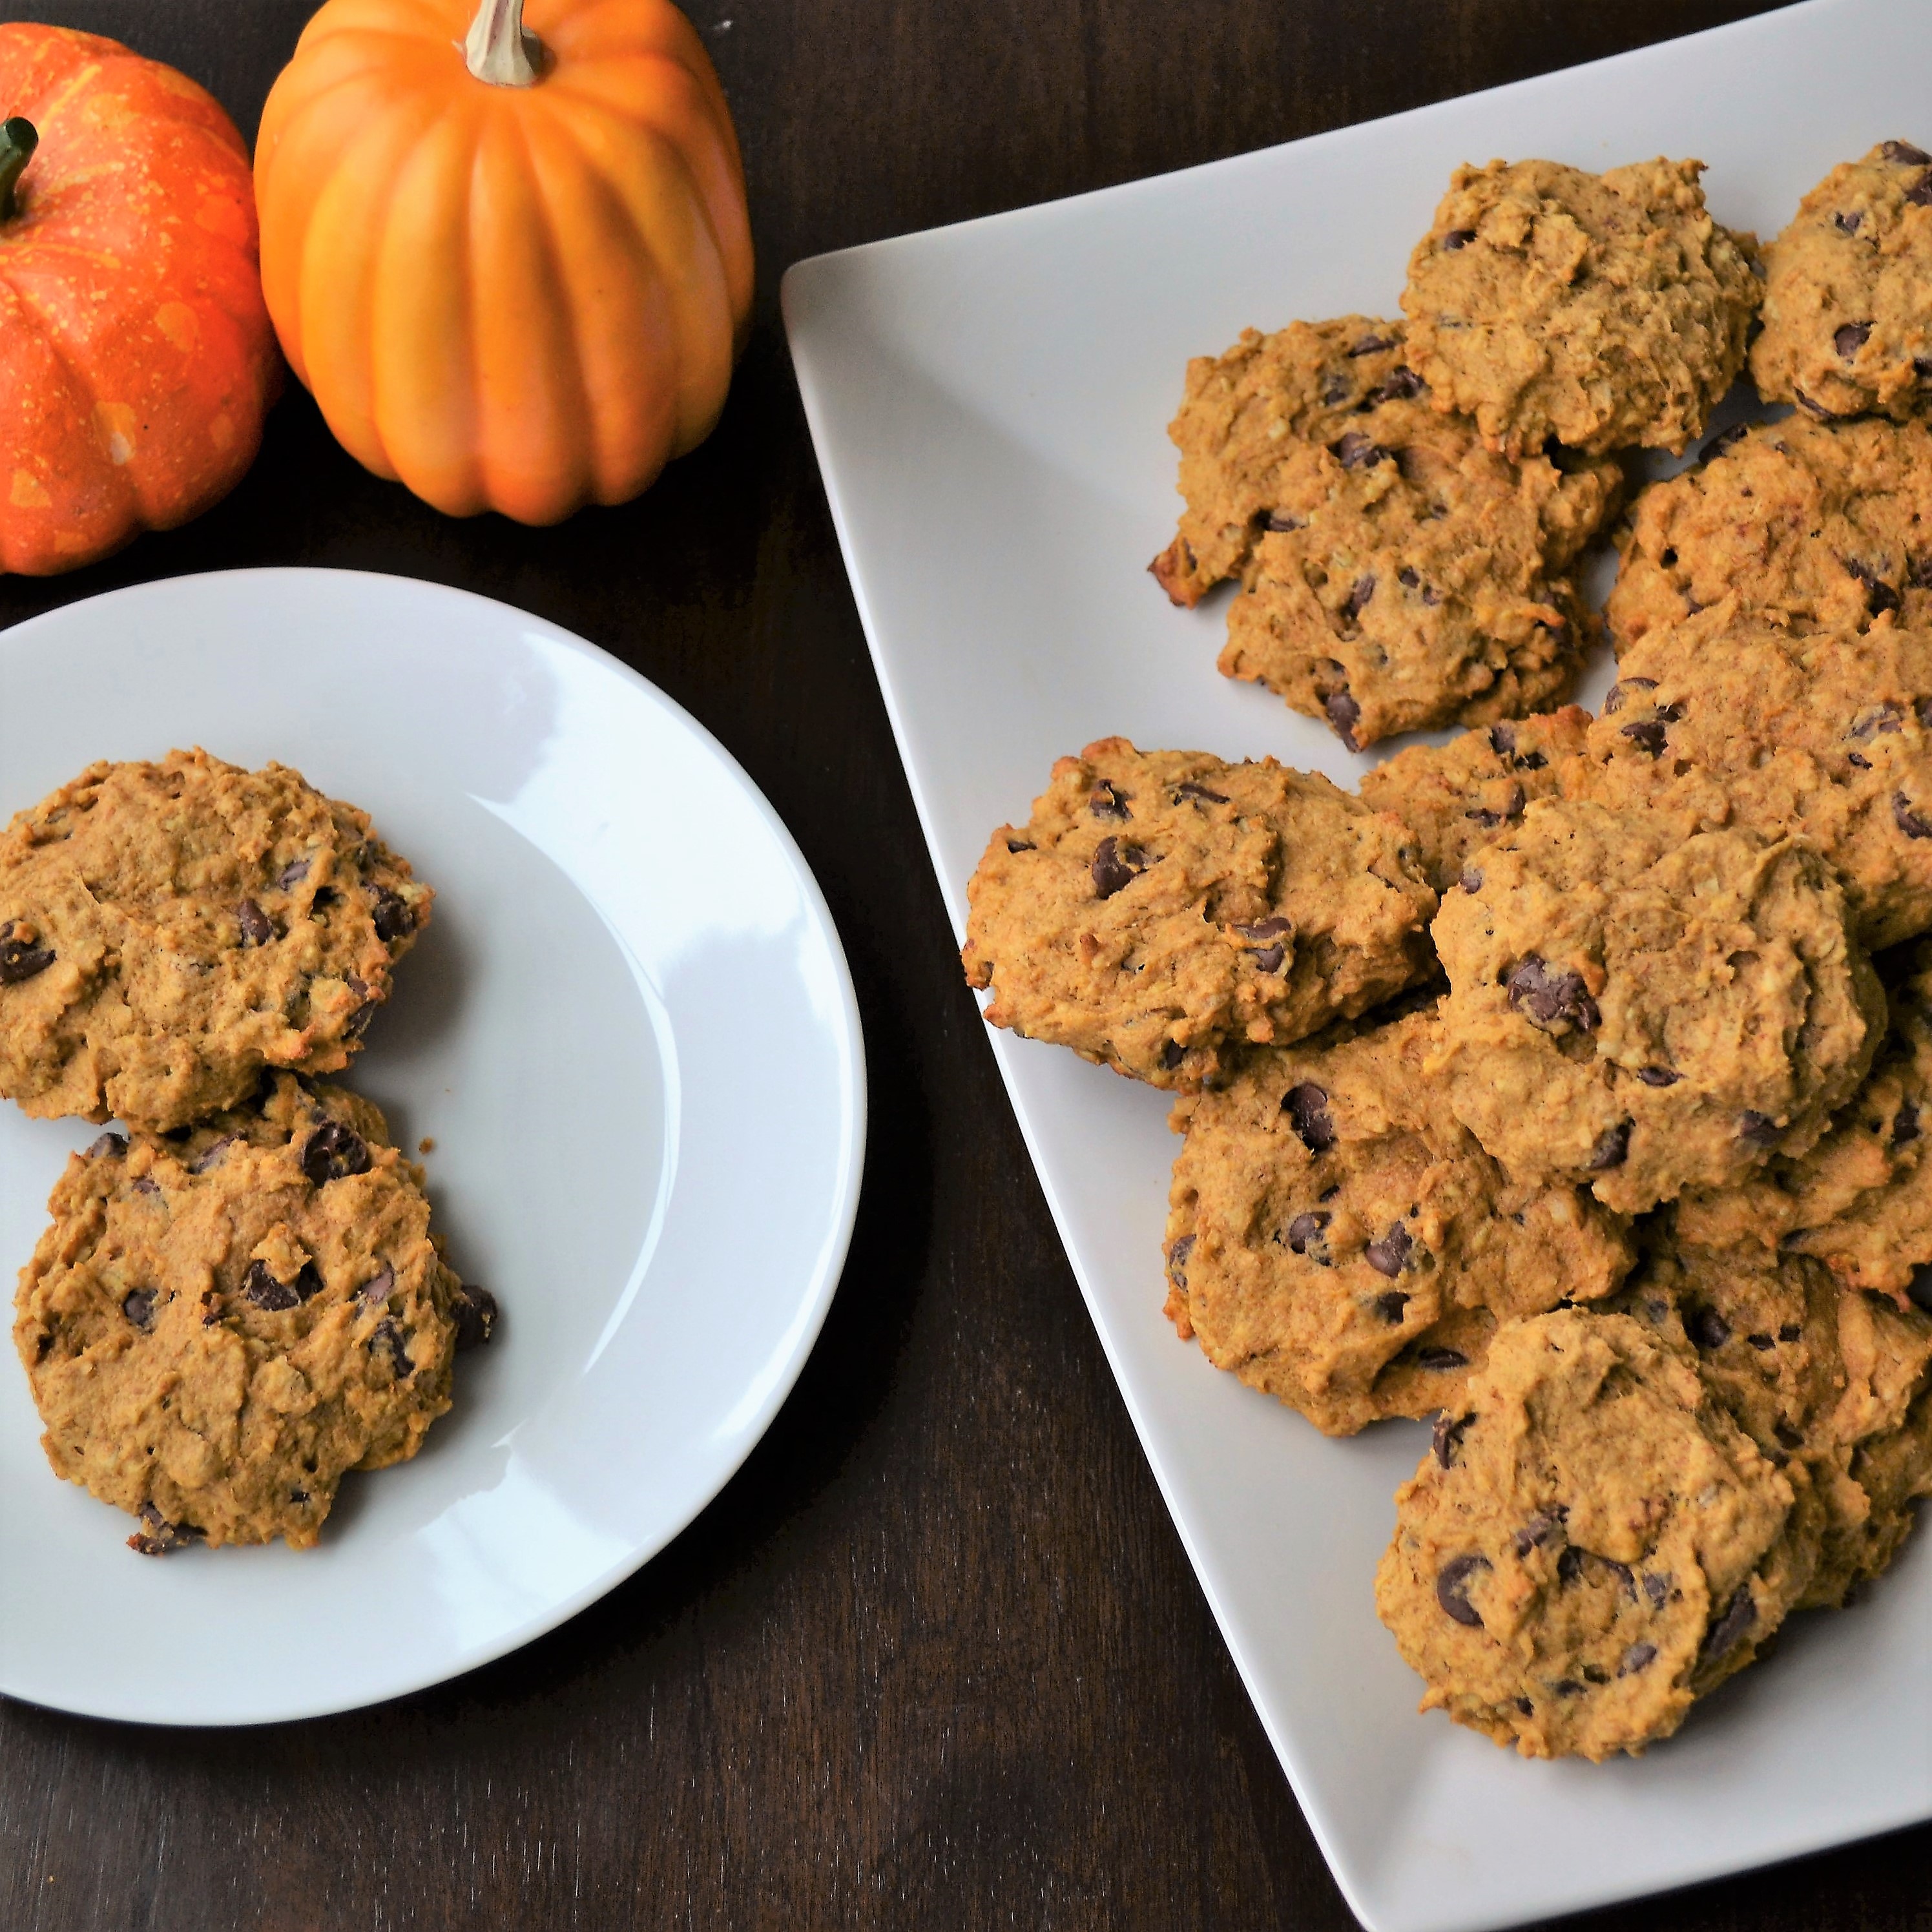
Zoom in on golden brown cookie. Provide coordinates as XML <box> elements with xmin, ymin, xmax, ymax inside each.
<box><xmin>1429</xmin><ymin>798</ymin><xmax>1884</xmax><ymax>1214</ymax></box>
<box><xmin>1163</xmin><ymin>1004</ymin><xmax>1634</xmax><ymax>1435</ymax></box>
<box><xmin>1376</xmin><ymin>1309</ymin><xmax>1811</xmax><ymax>1760</ymax></box>
<box><xmin>1357</xmin><ymin>708</ymin><xmax>1591</xmax><ymax>895</ymax></box>
<box><xmin>1570</xmin><ymin>615</ymin><xmax>1932</xmax><ymax>949</ymax></box>
<box><xmin>1605</xmin><ymin>415</ymin><xmax>1932</xmax><ymax>653</ymax></box>
<box><xmin>1149</xmin><ymin>317</ymin><xmax>1619</xmax><ymax>747</ymax></box>
<box><xmin>1399</xmin><ymin>157</ymin><xmax>1760</xmax><ymax>457</ymax></box>
<box><xmin>0</xmin><ymin>749</ymin><xmax>431</xmax><ymax>1133</ymax></box>
<box><xmin>1750</xmin><ymin>141</ymin><xmax>1932</xmax><ymax>423</ymax></box>
<box><xmin>12</xmin><ymin>1074</ymin><xmax>494</xmax><ymax>1552</ymax></box>
<box><xmin>961</xmin><ymin>739</ymin><xmax>1437</xmax><ymax>1088</ymax></box>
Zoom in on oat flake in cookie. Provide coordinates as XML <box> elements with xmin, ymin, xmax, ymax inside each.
<box><xmin>1429</xmin><ymin>798</ymin><xmax>1884</xmax><ymax>1215</ymax></box>
<box><xmin>0</xmin><ymin>749</ymin><xmax>431</xmax><ymax>1132</ymax></box>
<box><xmin>1163</xmin><ymin>1005</ymin><xmax>1634</xmax><ymax>1435</ymax></box>
<box><xmin>1750</xmin><ymin>141</ymin><xmax>1932</xmax><ymax>424</ymax></box>
<box><xmin>12</xmin><ymin>1074</ymin><xmax>495</xmax><ymax>1551</ymax></box>
<box><xmin>1375</xmin><ymin>1310</ymin><xmax>1813</xmax><ymax>1761</ymax></box>
<box><xmin>961</xmin><ymin>739</ymin><xmax>1437</xmax><ymax>1088</ymax></box>
<box><xmin>1150</xmin><ymin>317</ymin><xmax>1619</xmax><ymax>747</ymax></box>
<box><xmin>1400</xmin><ymin>158</ymin><xmax>1760</xmax><ymax>457</ymax></box>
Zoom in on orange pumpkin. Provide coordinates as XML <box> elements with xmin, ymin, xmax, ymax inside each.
<box><xmin>0</xmin><ymin>25</ymin><xmax>279</xmax><ymax>576</ymax></box>
<box><xmin>254</xmin><ymin>0</ymin><xmax>754</xmax><ymax>525</ymax></box>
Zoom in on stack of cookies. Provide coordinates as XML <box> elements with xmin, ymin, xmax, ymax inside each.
<box><xmin>964</xmin><ymin>141</ymin><xmax>1932</xmax><ymax>1760</ymax></box>
<box><xmin>2</xmin><ymin>749</ymin><xmax>495</xmax><ymax>1554</ymax></box>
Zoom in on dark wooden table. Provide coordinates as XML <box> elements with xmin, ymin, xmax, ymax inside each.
<box><xmin>3</xmin><ymin>3</ymin><xmax>1926</xmax><ymax>1927</ymax></box>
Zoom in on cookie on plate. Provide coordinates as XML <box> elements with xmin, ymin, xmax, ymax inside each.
<box><xmin>961</xmin><ymin>739</ymin><xmax>1437</xmax><ymax>1088</ymax></box>
<box><xmin>0</xmin><ymin>749</ymin><xmax>431</xmax><ymax>1133</ymax></box>
<box><xmin>1375</xmin><ymin>1309</ymin><xmax>1813</xmax><ymax>1760</ymax></box>
<box><xmin>1749</xmin><ymin>141</ymin><xmax>1932</xmax><ymax>423</ymax></box>
<box><xmin>1605</xmin><ymin>415</ymin><xmax>1932</xmax><ymax>652</ymax></box>
<box><xmin>1150</xmin><ymin>317</ymin><xmax>1619</xmax><ymax>747</ymax></box>
<box><xmin>12</xmin><ymin>1073</ymin><xmax>494</xmax><ymax>1552</ymax></box>
<box><xmin>1676</xmin><ymin>942</ymin><xmax>1932</xmax><ymax>1305</ymax></box>
<box><xmin>1570</xmin><ymin>616</ymin><xmax>1932</xmax><ymax>949</ymax></box>
<box><xmin>1399</xmin><ymin>157</ymin><xmax>1761</xmax><ymax>457</ymax></box>
<box><xmin>1163</xmin><ymin>1004</ymin><xmax>1634</xmax><ymax>1435</ymax></box>
<box><xmin>1429</xmin><ymin>798</ymin><xmax>1885</xmax><ymax>1214</ymax></box>
<box><xmin>1357</xmin><ymin>707</ymin><xmax>1590</xmax><ymax>895</ymax></box>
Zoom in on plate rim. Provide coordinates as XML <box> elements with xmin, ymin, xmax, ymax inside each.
<box><xmin>0</xmin><ymin>564</ymin><xmax>869</xmax><ymax>1729</ymax></box>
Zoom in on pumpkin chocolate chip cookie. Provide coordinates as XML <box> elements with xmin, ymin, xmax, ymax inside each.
<box><xmin>12</xmin><ymin>1072</ymin><xmax>495</xmax><ymax>1552</ymax></box>
<box><xmin>1399</xmin><ymin>157</ymin><xmax>1761</xmax><ymax>457</ymax></box>
<box><xmin>1150</xmin><ymin>317</ymin><xmax>1619</xmax><ymax>747</ymax></box>
<box><xmin>1570</xmin><ymin>615</ymin><xmax>1932</xmax><ymax>949</ymax></box>
<box><xmin>1375</xmin><ymin>1309</ymin><xmax>1814</xmax><ymax>1760</ymax></box>
<box><xmin>1750</xmin><ymin>141</ymin><xmax>1932</xmax><ymax>424</ymax></box>
<box><xmin>0</xmin><ymin>749</ymin><xmax>431</xmax><ymax>1132</ymax></box>
<box><xmin>1605</xmin><ymin>415</ymin><xmax>1932</xmax><ymax>653</ymax></box>
<box><xmin>1429</xmin><ymin>798</ymin><xmax>1885</xmax><ymax>1214</ymax></box>
<box><xmin>961</xmin><ymin>739</ymin><xmax>1437</xmax><ymax>1088</ymax></box>
<box><xmin>1163</xmin><ymin>1003</ymin><xmax>1634</xmax><ymax>1435</ymax></box>
<box><xmin>1358</xmin><ymin>707</ymin><xmax>1590</xmax><ymax>895</ymax></box>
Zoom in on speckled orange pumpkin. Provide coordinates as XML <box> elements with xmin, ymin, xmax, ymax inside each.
<box><xmin>253</xmin><ymin>0</ymin><xmax>754</xmax><ymax>525</ymax></box>
<box><xmin>0</xmin><ymin>25</ymin><xmax>280</xmax><ymax>576</ymax></box>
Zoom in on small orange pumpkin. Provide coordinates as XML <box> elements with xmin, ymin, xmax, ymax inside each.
<box><xmin>254</xmin><ymin>0</ymin><xmax>754</xmax><ymax>525</ymax></box>
<box><xmin>0</xmin><ymin>25</ymin><xmax>279</xmax><ymax>576</ymax></box>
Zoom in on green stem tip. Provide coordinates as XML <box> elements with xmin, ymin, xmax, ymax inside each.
<box><xmin>0</xmin><ymin>116</ymin><xmax>38</xmax><ymax>223</ymax></box>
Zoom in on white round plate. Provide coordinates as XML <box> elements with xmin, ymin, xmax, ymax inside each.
<box><xmin>0</xmin><ymin>568</ymin><xmax>865</xmax><ymax>1726</ymax></box>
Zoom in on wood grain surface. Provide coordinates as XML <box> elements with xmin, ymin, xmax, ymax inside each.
<box><xmin>3</xmin><ymin>3</ymin><xmax>1927</xmax><ymax>1927</ymax></box>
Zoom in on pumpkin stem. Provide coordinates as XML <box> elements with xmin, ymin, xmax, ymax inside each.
<box><xmin>0</xmin><ymin>117</ymin><xmax>37</xmax><ymax>222</ymax></box>
<box><xmin>464</xmin><ymin>0</ymin><xmax>543</xmax><ymax>86</ymax></box>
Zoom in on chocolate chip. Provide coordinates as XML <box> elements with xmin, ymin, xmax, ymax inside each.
<box><xmin>1584</xmin><ymin>1121</ymin><xmax>1632</xmax><ymax>1170</ymax></box>
<box><xmin>1329</xmin><ymin>431</ymin><xmax>1387</xmax><ymax>470</ymax></box>
<box><xmin>1399</xmin><ymin>566</ymin><xmax>1420</xmax><ymax>590</ymax></box>
<box><xmin>290</xmin><ymin>1487</ymin><xmax>310</xmax><ymax>1505</ymax></box>
<box><xmin>188</xmin><ymin>1136</ymin><xmax>234</xmax><ymax>1175</ymax></box>
<box><xmin>1347</xmin><ymin>333</ymin><xmax>1394</xmax><ymax>357</ymax></box>
<box><xmin>1747</xmin><ymin>1331</ymin><xmax>1776</xmax><ymax>1351</ymax></box>
<box><xmin>1465</xmin><ymin>783</ymin><xmax>1526</xmax><ymax>829</ymax></box>
<box><xmin>126</xmin><ymin>1504</ymin><xmax>194</xmax><ymax>1557</ymax></box>
<box><xmin>1263</xmin><ymin>511</ymin><xmax>1304</xmax><ymax>534</ymax></box>
<box><xmin>236</xmin><ymin>898</ymin><xmax>273</xmax><ymax>948</ymax></box>
<box><xmin>1442</xmin><ymin>228</ymin><xmax>1477</xmax><ymax>250</ymax></box>
<box><xmin>1172</xmin><ymin>781</ymin><xmax>1229</xmax><ymax>804</ymax></box>
<box><xmin>1906</xmin><ymin>1263</ymin><xmax>1932</xmax><ymax>1315</ymax></box>
<box><xmin>1636</xmin><ymin>1066</ymin><xmax>1679</xmax><ymax>1086</ymax></box>
<box><xmin>85</xmin><ymin>1132</ymin><xmax>127</xmax><ymax>1159</ymax></box>
<box><xmin>1160</xmin><ymin>1039</ymin><xmax>1186</xmax><ymax>1072</ymax></box>
<box><xmin>1006</xmin><ymin>838</ymin><xmax>1035</xmax><ymax>853</ymax></box>
<box><xmin>1505</xmin><ymin>956</ymin><xmax>1599</xmax><ymax>1032</ymax></box>
<box><xmin>1833</xmin><ymin>209</ymin><xmax>1862</xmax><ymax>235</ymax></box>
<box><xmin>1512</xmin><ymin>1512</ymin><xmax>1563</xmax><ymax>1557</ymax></box>
<box><xmin>1339</xmin><ymin>574</ymin><xmax>1376</xmax><ymax>623</ymax></box>
<box><xmin>1685</xmin><ymin>1302</ymin><xmax>1732</xmax><ymax>1350</ymax></box>
<box><xmin>1372</xmin><ymin>1290</ymin><xmax>1409</xmax><ymax>1322</ymax></box>
<box><xmin>302</xmin><ymin>1120</ymin><xmax>371</xmax><ymax>1186</ymax></box>
<box><xmin>1739</xmin><ymin>1109</ymin><xmax>1782</xmax><ymax>1148</ymax></box>
<box><xmin>1364</xmin><ymin>1221</ymin><xmax>1413</xmax><ymax>1278</ymax></box>
<box><xmin>1320</xmin><ymin>373</ymin><xmax>1351</xmax><ymax>407</ymax></box>
<box><xmin>1884</xmin><ymin>140</ymin><xmax>1931</xmax><ymax>165</ymax></box>
<box><xmin>1621</xmin><ymin>719</ymin><xmax>1668</xmax><ymax>757</ymax></box>
<box><xmin>1283</xmin><ymin>1083</ymin><xmax>1335</xmax><ymax>1153</ymax></box>
<box><xmin>1514</xmin><ymin>1696</ymin><xmax>1534</xmax><ymax>1716</ymax></box>
<box><xmin>1088</xmin><ymin>780</ymin><xmax>1131</xmax><ymax>821</ymax></box>
<box><xmin>1090</xmin><ymin>836</ymin><xmax>1146</xmax><ymax>899</ymax></box>
<box><xmin>1850</xmin><ymin>701</ymin><xmax>1902</xmax><ymax>740</ymax></box>
<box><xmin>1778</xmin><ymin>1323</ymin><xmax>1803</xmax><ymax>1342</ymax></box>
<box><xmin>359</xmin><ymin>1262</ymin><xmax>396</xmax><ymax>1307</ymax></box>
<box><xmin>1835</xmin><ymin>321</ymin><xmax>1873</xmax><ymax>360</ymax></box>
<box><xmin>1897</xmin><ymin>793</ymin><xmax>1932</xmax><ymax>840</ymax></box>
<box><xmin>1849</xmin><ymin>753</ymin><xmax>1873</xmax><ymax>769</ymax></box>
<box><xmin>0</xmin><ymin>927</ymin><xmax>55</xmax><ymax>983</ymax></box>
<box><xmin>1433</xmin><ymin>1413</ymin><xmax>1471</xmax><ymax>1468</ymax></box>
<box><xmin>1619</xmin><ymin>1643</ymin><xmax>1657</xmax><ymax>1678</ymax></box>
<box><xmin>1324</xmin><ymin>689</ymin><xmax>1362</xmax><ymax>750</ymax></box>
<box><xmin>1459</xmin><ymin>867</ymin><xmax>1483</xmax><ymax>894</ymax></box>
<box><xmin>1488</xmin><ymin>724</ymin><xmax>1517</xmax><ymax>758</ymax></box>
<box><xmin>1909</xmin><ymin>173</ymin><xmax>1932</xmax><ymax>209</ymax></box>
<box><xmin>1557</xmin><ymin>1546</ymin><xmax>1585</xmax><ymax>1585</ymax></box>
<box><xmin>122</xmin><ymin>1289</ymin><xmax>156</xmax><ymax>1331</ymax></box>
<box><xmin>1435</xmin><ymin>1553</ymin><xmax>1490</xmax><ymax>1627</ymax></box>
<box><xmin>1643</xmin><ymin>1571</ymin><xmax>1670</xmax><ymax>1609</ymax></box>
<box><xmin>1895</xmin><ymin>1100</ymin><xmax>1920</xmax><ymax>1145</ymax></box>
<box><xmin>1285</xmin><ymin>1210</ymin><xmax>1330</xmax><ymax>1261</ymax></box>
<box><xmin>1234</xmin><ymin>917</ymin><xmax>1292</xmax><ymax>973</ymax></box>
<box><xmin>1700</xmin><ymin>422</ymin><xmax>1751</xmax><ymax>462</ymax></box>
<box><xmin>371</xmin><ymin>1317</ymin><xmax>413</xmax><ymax>1377</ymax></box>
<box><xmin>132</xmin><ymin>1177</ymin><xmax>160</xmax><ymax>1197</ymax></box>
<box><xmin>244</xmin><ymin>1260</ymin><xmax>301</xmax><ymax>1311</ymax></box>
<box><xmin>369</xmin><ymin>887</ymin><xmax>414</xmax><ymax>942</ymax></box>
<box><xmin>452</xmin><ymin>1283</ymin><xmax>498</xmax><ymax>1351</ymax></box>
<box><xmin>1601</xmin><ymin>677</ymin><xmax>1655</xmax><ymax>716</ymax></box>
<box><xmin>1843</xmin><ymin>556</ymin><xmax>1903</xmax><ymax>618</ymax></box>
<box><xmin>1415</xmin><ymin>1347</ymin><xmax>1467</xmax><ymax>1371</ymax></box>
<box><xmin>1701</xmin><ymin>1586</ymin><xmax>1756</xmax><ymax>1663</ymax></box>
<box><xmin>1369</xmin><ymin>367</ymin><xmax>1424</xmax><ymax>404</ymax></box>
<box><xmin>276</xmin><ymin>857</ymin><xmax>311</xmax><ymax>890</ymax></box>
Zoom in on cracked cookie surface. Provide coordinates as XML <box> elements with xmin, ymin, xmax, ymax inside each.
<box><xmin>0</xmin><ymin>749</ymin><xmax>431</xmax><ymax>1132</ymax></box>
<box><xmin>1163</xmin><ymin>1004</ymin><xmax>1634</xmax><ymax>1435</ymax></box>
<box><xmin>1150</xmin><ymin>317</ymin><xmax>1619</xmax><ymax>747</ymax></box>
<box><xmin>961</xmin><ymin>739</ymin><xmax>1437</xmax><ymax>1088</ymax></box>
<box><xmin>1400</xmin><ymin>157</ymin><xmax>1760</xmax><ymax>457</ymax></box>
<box><xmin>12</xmin><ymin>1074</ymin><xmax>492</xmax><ymax>1551</ymax></box>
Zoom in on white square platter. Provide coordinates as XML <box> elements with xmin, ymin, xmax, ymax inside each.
<box><xmin>782</xmin><ymin>2</ymin><xmax>1932</xmax><ymax>1927</ymax></box>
